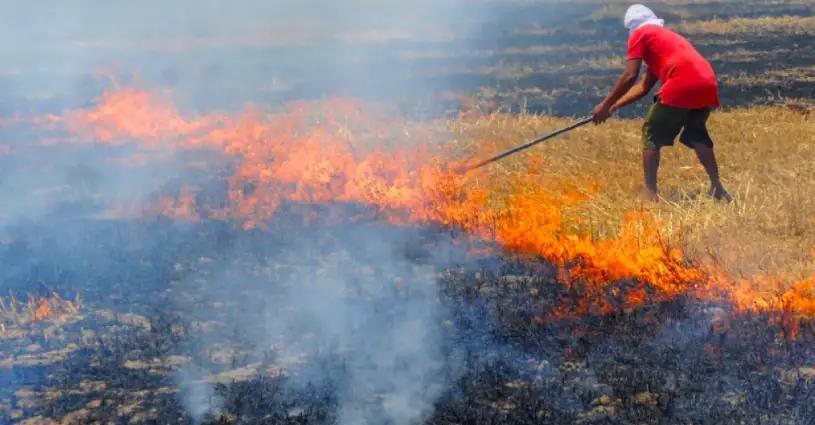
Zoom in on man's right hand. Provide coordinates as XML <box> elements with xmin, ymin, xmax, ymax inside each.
<box><xmin>592</xmin><ymin>103</ymin><xmax>612</xmax><ymax>124</ymax></box>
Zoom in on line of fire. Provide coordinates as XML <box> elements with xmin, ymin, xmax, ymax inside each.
<box><xmin>1</xmin><ymin>1</ymin><xmax>814</xmax><ymax>424</ymax></box>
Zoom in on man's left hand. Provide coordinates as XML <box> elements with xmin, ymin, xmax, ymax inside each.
<box><xmin>592</xmin><ymin>103</ymin><xmax>612</xmax><ymax>124</ymax></box>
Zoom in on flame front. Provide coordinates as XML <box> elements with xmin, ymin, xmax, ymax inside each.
<box><xmin>33</xmin><ymin>299</ymin><xmax>53</xmax><ymax>322</ymax></box>
<box><xmin>46</xmin><ymin>84</ymin><xmax>815</xmax><ymax>321</ymax></box>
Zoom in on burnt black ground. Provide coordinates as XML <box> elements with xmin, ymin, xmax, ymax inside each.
<box><xmin>3</xmin><ymin>212</ymin><xmax>815</xmax><ymax>425</ymax></box>
<box><xmin>1</xmin><ymin>2</ymin><xmax>814</xmax><ymax>424</ymax></box>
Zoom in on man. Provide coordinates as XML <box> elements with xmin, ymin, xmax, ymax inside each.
<box><xmin>591</xmin><ymin>4</ymin><xmax>731</xmax><ymax>201</ymax></box>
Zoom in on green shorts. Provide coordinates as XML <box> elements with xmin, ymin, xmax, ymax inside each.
<box><xmin>642</xmin><ymin>97</ymin><xmax>714</xmax><ymax>150</ymax></box>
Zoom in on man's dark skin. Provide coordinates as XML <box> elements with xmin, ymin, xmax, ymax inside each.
<box><xmin>592</xmin><ymin>59</ymin><xmax>729</xmax><ymax>201</ymax></box>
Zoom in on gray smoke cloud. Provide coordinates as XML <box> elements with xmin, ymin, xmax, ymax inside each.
<box><xmin>0</xmin><ymin>1</ymin><xmax>541</xmax><ymax>422</ymax></box>
<box><xmin>0</xmin><ymin>0</ymin><xmax>491</xmax><ymax>228</ymax></box>
<box><xmin>172</xmin><ymin>220</ymin><xmax>463</xmax><ymax>424</ymax></box>
<box><xmin>274</xmin><ymin>252</ymin><xmax>445</xmax><ymax>424</ymax></box>
<box><xmin>178</xmin><ymin>366</ymin><xmax>224</xmax><ymax>422</ymax></box>
<box><xmin>0</xmin><ymin>0</ymin><xmax>486</xmax><ymax>115</ymax></box>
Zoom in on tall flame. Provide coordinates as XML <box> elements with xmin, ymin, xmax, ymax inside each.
<box><xmin>67</xmin><ymin>87</ymin><xmax>208</xmax><ymax>148</ymax></box>
<box><xmin>45</xmin><ymin>84</ymin><xmax>815</xmax><ymax>321</ymax></box>
<box><xmin>33</xmin><ymin>299</ymin><xmax>53</xmax><ymax>322</ymax></box>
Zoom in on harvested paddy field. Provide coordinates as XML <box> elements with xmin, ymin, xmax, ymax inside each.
<box><xmin>1</xmin><ymin>1</ymin><xmax>813</xmax><ymax>424</ymax></box>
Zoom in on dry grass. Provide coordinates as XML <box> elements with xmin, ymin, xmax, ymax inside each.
<box><xmin>441</xmin><ymin>105</ymin><xmax>815</xmax><ymax>283</ymax></box>
<box><xmin>397</xmin><ymin>43</ymin><xmax>609</xmax><ymax>62</ymax></box>
<box><xmin>577</xmin><ymin>55</ymin><xmax>627</xmax><ymax>71</ymax></box>
<box><xmin>0</xmin><ymin>292</ymin><xmax>83</xmax><ymax>335</ymax></box>
<box><xmin>429</xmin><ymin>53</ymin><xmax>625</xmax><ymax>81</ymax></box>
<box><xmin>708</xmin><ymin>48</ymin><xmax>791</xmax><ymax>63</ymax></box>
<box><xmin>677</xmin><ymin>15</ymin><xmax>815</xmax><ymax>35</ymax></box>
<box><xmin>722</xmin><ymin>66</ymin><xmax>815</xmax><ymax>87</ymax></box>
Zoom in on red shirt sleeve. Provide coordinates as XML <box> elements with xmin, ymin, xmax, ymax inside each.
<box><xmin>627</xmin><ymin>31</ymin><xmax>646</xmax><ymax>60</ymax></box>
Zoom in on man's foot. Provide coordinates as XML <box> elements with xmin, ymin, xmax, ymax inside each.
<box><xmin>709</xmin><ymin>186</ymin><xmax>733</xmax><ymax>202</ymax></box>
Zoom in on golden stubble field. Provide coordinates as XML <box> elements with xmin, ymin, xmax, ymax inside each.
<box><xmin>440</xmin><ymin>105</ymin><xmax>815</xmax><ymax>285</ymax></box>
<box><xmin>1</xmin><ymin>1</ymin><xmax>814</xmax><ymax>424</ymax></box>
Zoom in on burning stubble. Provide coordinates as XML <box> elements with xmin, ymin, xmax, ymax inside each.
<box><xmin>7</xmin><ymin>80</ymin><xmax>814</xmax><ymax>332</ymax></box>
<box><xmin>16</xmin><ymin>85</ymin><xmax>805</xmax><ymax>421</ymax></box>
<box><xmin>1</xmin><ymin>2</ymin><xmax>814</xmax><ymax>422</ymax></box>
<box><xmin>41</xmin><ymin>84</ymin><xmax>815</xmax><ymax>320</ymax></box>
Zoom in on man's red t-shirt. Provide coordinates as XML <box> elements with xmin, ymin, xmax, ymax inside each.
<box><xmin>627</xmin><ymin>25</ymin><xmax>719</xmax><ymax>109</ymax></box>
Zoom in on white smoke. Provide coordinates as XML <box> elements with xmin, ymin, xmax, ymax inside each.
<box><xmin>0</xmin><ymin>1</ymin><xmax>504</xmax><ymax>421</ymax></box>
<box><xmin>0</xmin><ymin>0</ymin><xmax>479</xmax><ymax>113</ymax></box>
<box><xmin>286</xmin><ymin>258</ymin><xmax>445</xmax><ymax>425</ymax></box>
<box><xmin>178</xmin><ymin>366</ymin><xmax>224</xmax><ymax>422</ymax></box>
<box><xmin>176</xmin><ymin>223</ymin><xmax>455</xmax><ymax>424</ymax></box>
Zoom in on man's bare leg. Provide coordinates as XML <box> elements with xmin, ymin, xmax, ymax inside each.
<box><xmin>691</xmin><ymin>143</ymin><xmax>732</xmax><ymax>201</ymax></box>
<box><xmin>642</xmin><ymin>148</ymin><xmax>660</xmax><ymax>200</ymax></box>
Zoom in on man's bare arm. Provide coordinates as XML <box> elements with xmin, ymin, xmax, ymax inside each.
<box><xmin>592</xmin><ymin>58</ymin><xmax>642</xmax><ymax>123</ymax></box>
<box><xmin>612</xmin><ymin>69</ymin><xmax>658</xmax><ymax>111</ymax></box>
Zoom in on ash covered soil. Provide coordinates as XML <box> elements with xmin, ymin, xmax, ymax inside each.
<box><xmin>1</xmin><ymin>2</ymin><xmax>814</xmax><ymax>424</ymax></box>
<box><xmin>3</xmin><ymin>211</ymin><xmax>815</xmax><ymax>425</ymax></box>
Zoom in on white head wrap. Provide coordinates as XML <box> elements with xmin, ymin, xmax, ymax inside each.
<box><xmin>624</xmin><ymin>4</ymin><xmax>664</xmax><ymax>34</ymax></box>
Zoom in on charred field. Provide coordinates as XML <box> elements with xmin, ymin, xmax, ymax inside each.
<box><xmin>4</xmin><ymin>213</ymin><xmax>815</xmax><ymax>425</ymax></box>
<box><xmin>1</xmin><ymin>1</ymin><xmax>815</xmax><ymax>424</ymax></box>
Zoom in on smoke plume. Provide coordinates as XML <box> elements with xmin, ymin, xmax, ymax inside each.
<box><xmin>0</xmin><ymin>1</ymin><xmax>545</xmax><ymax>422</ymax></box>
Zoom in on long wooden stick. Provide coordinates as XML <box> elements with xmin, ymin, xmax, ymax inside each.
<box><xmin>464</xmin><ymin>116</ymin><xmax>593</xmax><ymax>171</ymax></box>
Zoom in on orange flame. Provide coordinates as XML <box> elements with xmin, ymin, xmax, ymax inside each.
<box><xmin>50</xmin><ymin>85</ymin><xmax>815</xmax><ymax>321</ymax></box>
<box><xmin>152</xmin><ymin>186</ymin><xmax>201</xmax><ymax>222</ymax></box>
<box><xmin>66</xmin><ymin>87</ymin><xmax>213</xmax><ymax>148</ymax></box>
<box><xmin>33</xmin><ymin>298</ymin><xmax>53</xmax><ymax>322</ymax></box>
